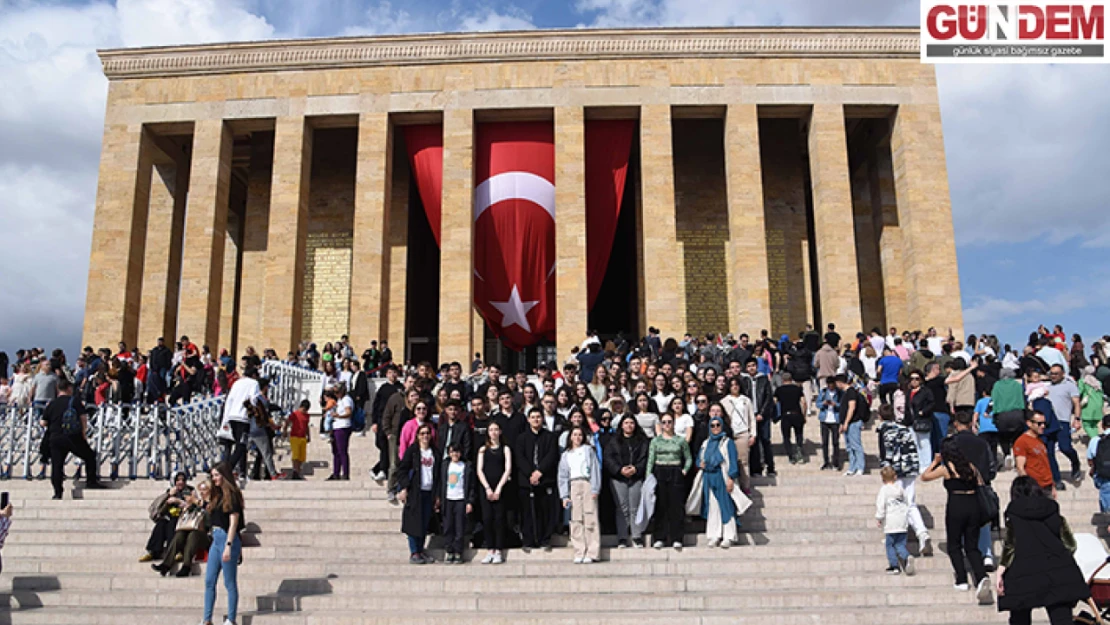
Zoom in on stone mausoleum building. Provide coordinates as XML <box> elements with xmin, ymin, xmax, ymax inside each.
<box><xmin>83</xmin><ymin>27</ymin><xmax>963</xmax><ymax>368</ymax></box>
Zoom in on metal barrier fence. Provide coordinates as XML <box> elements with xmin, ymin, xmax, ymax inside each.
<box><xmin>0</xmin><ymin>360</ymin><xmax>323</xmax><ymax>481</ymax></box>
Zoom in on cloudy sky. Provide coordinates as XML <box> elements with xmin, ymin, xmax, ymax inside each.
<box><xmin>1</xmin><ymin>0</ymin><xmax>1107</xmax><ymax>361</ymax></box>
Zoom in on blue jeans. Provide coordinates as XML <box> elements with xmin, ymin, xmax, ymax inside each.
<box><xmin>930</xmin><ymin>412</ymin><xmax>950</xmax><ymax>455</ymax></box>
<box><xmin>1096</xmin><ymin>477</ymin><xmax>1110</xmax><ymax>513</ymax></box>
<box><xmin>978</xmin><ymin>524</ymin><xmax>993</xmax><ymax>559</ymax></box>
<box><xmin>885</xmin><ymin>532</ymin><xmax>908</xmax><ymax>567</ymax></box>
<box><xmin>204</xmin><ymin>527</ymin><xmax>241</xmax><ymax>623</ymax></box>
<box><xmin>845</xmin><ymin>421</ymin><xmax>864</xmax><ymax>473</ymax></box>
<box><xmin>1043</xmin><ymin>427</ymin><xmax>1080</xmax><ymax>484</ymax></box>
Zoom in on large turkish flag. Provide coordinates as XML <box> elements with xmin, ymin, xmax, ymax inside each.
<box><xmin>473</xmin><ymin>122</ymin><xmax>555</xmax><ymax>350</ymax></box>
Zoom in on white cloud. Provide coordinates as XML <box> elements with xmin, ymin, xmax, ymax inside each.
<box><xmin>575</xmin><ymin>0</ymin><xmax>915</xmax><ymax>28</ymax></box>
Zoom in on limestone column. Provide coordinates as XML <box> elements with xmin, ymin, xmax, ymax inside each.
<box><xmin>262</xmin><ymin>117</ymin><xmax>313</xmax><ymax>353</ymax></box>
<box><xmin>236</xmin><ymin>133</ymin><xmax>273</xmax><ymax>354</ymax></box>
<box><xmin>807</xmin><ymin>104</ymin><xmax>862</xmax><ymax>332</ymax></box>
<box><xmin>82</xmin><ymin>124</ymin><xmax>153</xmax><ymax>349</ymax></box>
<box><xmin>724</xmin><ymin>105</ymin><xmax>772</xmax><ymax>335</ymax></box>
<box><xmin>638</xmin><ymin>105</ymin><xmax>683</xmax><ymax>340</ymax></box>
<box><xmin>137</xmin><ymin>159</ymin><xmax>188</xmax><ymax>349</ymax></box>
<box><xmin>869</xmin><ymin>149</ymin><xmax>909</xmax><ymax>330</ymax></box>
<box><xmin>554</xmin><ymin>106</ymin><xmax>588</xmax><ymax>359</ymax></box>
<box><xmin>350</xmin><ymin>112</ymin><xmax>393</xmax><ymax>352</ymax></box>
<box><xmin>386</xmin><ymin>139</ymin><xmax>410</xmax><ymax>359</ymax></box>
<box><xmin>178</xmin><ymin>120</ymin><xmax>233</xmax><ymax>350</ymax></box>
<box><xmin>438</xmin><ymin>109</ymin><xmax>474</xmax><ymax>366</ymax></box>
<box><xmin>889</xmin><ymin>103</ymin><xmax>964</xmax><ymax>337</ymax></box>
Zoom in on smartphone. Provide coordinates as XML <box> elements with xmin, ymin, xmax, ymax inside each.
<box><xmin>1</xmin><ymin>492</ymin><xmax>9</xmax><ymax>509</ymax></box>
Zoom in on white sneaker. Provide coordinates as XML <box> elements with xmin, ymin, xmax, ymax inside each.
<box><xmin>903</xmin><ymin>555</ymin><xmax>915</xmax><ymax>576</ymax></box>
<box><xmin>983</xmin><ymin>556</ymin><xmax>995</xmax><ymax>570</ymax></box>
<box><xmin>481</xmin><ymin>553</ymin><xmax>495</xmax><ymax>564</ymax></box>
<box><xmin>224</xmin><ymin>619</ymin><xmax>237</xmax><ymax>625</ymax></box>
<box><xmin>706</xmin><ymin>538</ymin><xmax>720</xmax><ymax>548</ymax></box>
<box><xmin>954</xmin><ymin>583</ymin><xmax>970</xmax><ymax>591</ymax></box>
<box><xmin>844</xmin><ymin>470</ymin><xmax>858</xmax><ymax>477</ymax></box>
<box><xmin>582</xmin><ymin>557</ymin><xmax>594</xmax><ymax>564</ymax></box>
<box><xmin>573</xmin><ymin>556</ymin><xmax>584</xmax><ymax>564</ymax></box>
<box><xmin>976</xmin><ymin>577</ymin><xmax>994</xmax><ymax>605</ymax></box>
<box><xmin>491</xmin><ymin>553</ymin><xmax>503</xmax><ymax>564</ymax></box>
<box><xmin>720</xmin><ymin>540</ymin><xmax>731</xmax><ymax>549</ymax></box>
<box><xmin>1003</xmin><ymin>454</ymin><xmax>1014</xmax><ymax>470</ymax></box>
<box><xmin>672</xmin><ymin>542</ymin><xmax>683</xmax><ymax>550</ymax></box>
<box><xmin>652</xmin><ymin>541</ymin><xmax>664</xmax><ymax>549</ymax></box>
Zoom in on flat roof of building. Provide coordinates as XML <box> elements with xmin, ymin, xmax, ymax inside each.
<box><xmin>99</xmin><ymin>26</ymin><xmax>922</xmax><ymax>80</ymax></box>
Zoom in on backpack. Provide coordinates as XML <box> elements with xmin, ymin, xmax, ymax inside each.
<box><xmin>847</xmin><ymin>372</ymin><xmax>873</xmax><ymax>421</ymax></box>
<box><xmin>1095</xmin><ymin>434</ymin><xmax>1110</xmax><ymax>481</ymax></box>
<box><xmin>61</xmin><ymin>396</ymin><xmax>83</xmax><ymax>437</ymax></box>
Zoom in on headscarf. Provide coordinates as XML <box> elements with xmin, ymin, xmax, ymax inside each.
<box><xmin>702</xmin><ymin>415</ymin><xmax>727</xmax><ymax>470</ymax></box>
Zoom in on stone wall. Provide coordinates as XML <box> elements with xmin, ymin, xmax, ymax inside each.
<box><xmin>302</xmin><ymin>128</ymin><xmax>356</xmax><ymax>346</ymax></box>
<box><xmin>672</xmin><ymin>118</ymin><xmax>730</xmax><ymax>336</ymax></box>
<box><xmin>760</xmin><ymin>119</ymin><xmax>813</xmax><ymax>339</ymax></box>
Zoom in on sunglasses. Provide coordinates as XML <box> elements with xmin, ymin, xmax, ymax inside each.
<box><xmin>909</xmin><ymin>377</ymin><xmax>922</xmax><ymax>382</ymax></box>
<box><xmin>710</xmin><ymin>423</ymin><xmax>723</xmax><ymax>429</ymax></box>
<box><xmin>1031</xmin><ymin>420</ymin><xmax>1046</xmax><ymax>426</ymax></box>
<box><xmin>660</xmin><ymin>419</ymin><xmax>674</xmax><ymax>425</ymax></box>
<box><xmin>696</xmin><ymin>399</ymin><xmax>707</xmax><ymax>404</ymax></box>
<box><xmin>415</xmin><ymin>406</ymin><xmax>427</xmax><ymax>411</ymax></box>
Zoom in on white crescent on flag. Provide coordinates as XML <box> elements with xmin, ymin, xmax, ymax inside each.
<box><xmin>473</xmin><ymin>171</ymin><xmax>556</xmax><ymax>222</ymax></box>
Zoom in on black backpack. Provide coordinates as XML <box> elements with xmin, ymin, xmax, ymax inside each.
<box><xmin>61</xmin><ymin>396</ymin><xmax>83</xmax><ymax>437</ymax></box>
<box><xmin>1096</xmin><ymin>434</ymin><xmax>1110</xmax><ymax>481</ymax></box>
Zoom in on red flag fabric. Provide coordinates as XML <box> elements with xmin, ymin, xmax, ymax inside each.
<box><xmin>584</xmin><ymin>120</ymin><xmax>635</xmax><ymax>309</ymax></box>
<box><xmin>404</xmin><ymin>124</ymin><xmax>444</xmax><ymax>246</ymax></box>
<box><xmin>473</xmin><ymin>122</ymin><xmax>556</xmax><ymax>350</ymax></box>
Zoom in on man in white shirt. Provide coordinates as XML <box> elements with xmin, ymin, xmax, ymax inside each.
<box><xmin>221</xmin><ymin>368</ymin><xmax>263</xmax><ymax>486</ymax></box>
<box><xmin>925</xmin><ymin>327</ymin><xmax>944</xmax><ymax>356</ymax></box>
<box><xmin>885</xmin><ymin>327</ymin><xmax>899</xmax><ymax>350</ymax></box>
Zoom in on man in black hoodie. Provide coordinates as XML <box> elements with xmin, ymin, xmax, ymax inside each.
<box><xmin>437</xmin><ymin>399</ymin><xmax>473</xmax><ymax>462</ymax></box>
<box><xmin>514</xmin><ymin>408</ymin><xmax>559</xmax><ymax>551</ymax></box>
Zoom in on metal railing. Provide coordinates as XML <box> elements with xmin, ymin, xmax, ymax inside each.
<box><xmin>0</xmin><ymin>360</ymin><xmax>322</xmax><ymax>481</ymax></box>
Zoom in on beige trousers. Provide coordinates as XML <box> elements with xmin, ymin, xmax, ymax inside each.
<box><xmin>733</xmin><ymin>433</ymin><xmax>751</xmax><ymax>491</ymax></box>
<box><xmin>569</xmin><ymin>479</ymin><xmax>601</xmax><ymax>560</ymax></box>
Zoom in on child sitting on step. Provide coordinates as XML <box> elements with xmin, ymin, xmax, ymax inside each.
<box><xmin>875</xmin><ymin>465</ymin><xmax>915</xmax><ymax>576</ymax></box>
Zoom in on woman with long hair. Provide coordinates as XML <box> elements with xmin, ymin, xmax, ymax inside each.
<box><xmin>648</xmin><ymin>412</ymin><xmax>692</xmax><ymax>550</ymax></box>
<box><xmin>555</xmin><ymin>386</ymin><xmax>577</xmax><ymax>421</ymax></box>
<box><xmin>201</xmin><ymin>462</ymin><xmax>244</xmax><ymax>625</ymax></box>
<box><xmin>521</xmin><ymin>384</ymin><xmax>539</xmax><ymax>415</ymax></box>
<box><xmin>573</xmin><ymin>381</ymin><xmax>592</xmax><ymax>406</ymax></box>
<box><xmin>587</xmin><ymin>367</ymin><xmax>609</xmax><ymax>408</ymax></box>
<box><xmin>667</xmin><ymin>396</ymin><xmax>694</xmax><ymax>446</ymax></box>
<box><xmin>477</xmin><ymin>421</ymin><xmax>511</xmax><ymax>564</ymax></box>
<box><xmin>632</xmin><ymin>392</ymin><xmax>659</xmax><ymax>438</ymax></box>
<box><xmin>603</xmin><ymin>414</ymin><xmax>649</xmax><ymax>548</ymax></box>
<box><xmin>558</xmin><ymin>425</ymin><xmax>602</xmax><ymax>563</ymax></box>
<box><xmin>580</xmin><ymin>396</ymin><xmax>600</xmax><ymax>432</ymax></box>
<box><xmin>922</xmin><ymin>437</ymin><xmax>993</xmax><ymax>605</ymax></box>
<box><xmin>397</xmin><ymin>423</ymin><xmax>440</xmax><ymax>564</ymax></box>
<box><xmin>996</xmin><ymin>476</ymin><xmax>1089</xmax><ymax>625</ymax></box>
<box><xmin>650</xmin><ymin>373</ymin><xmax>674</xmax><ymax>414</ymax></box>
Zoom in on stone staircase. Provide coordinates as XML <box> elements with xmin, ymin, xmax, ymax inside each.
<box><xmin>1</xmin><ymin>421</ymin><xmax>1097</xmax><ymax>624</ymax></box>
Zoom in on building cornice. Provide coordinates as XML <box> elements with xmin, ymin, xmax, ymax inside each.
<box><xmin>98</xmin><ymin>27</ymin><xmax>921</xmax><ymax>80</ymax></box>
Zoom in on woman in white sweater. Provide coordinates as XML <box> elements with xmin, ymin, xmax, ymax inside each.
<box><xmin>558</xmin><ymin>425</ymin><xmax>602</xmax><ymax>564</ymax></box>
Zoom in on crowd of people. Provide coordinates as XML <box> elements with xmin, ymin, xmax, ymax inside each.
<box><xmin>4</xmin><ymin>322</ymin><xmax>1110</xmax><ymax>625</ymax></box>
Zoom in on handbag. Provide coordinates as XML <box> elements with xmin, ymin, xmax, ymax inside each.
<box><xmin>973</xmin><ymin>466</ymin><xmax>999</xmax><ymax>522</ymax></box>
<box><xmin>176</xmin><ymin>507</ymin><xmax>205</xmax><ymax>533</ymax></box>
<box><xmin>148</xmin><ymin>492</ymin><xmax>169</xmax><ymax>522</ymax></box>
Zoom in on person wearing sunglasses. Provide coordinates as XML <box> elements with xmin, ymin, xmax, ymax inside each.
<box><xmin>905</xmin><ymin>370</ymin><xmax>936</xmax><ymax>473</ymax></box>
<box><xmin>1014</xmin><ymin>411</ymin><xmax>1056</xmax><ymax>496</ymax></box>
<box><xmin>603</xmin><ymin>414</ymin><xmax>649</xmax><ymax>548</ymax></box>
<box><xmin>647</xmin><ymin>414</ymin><xmax>692</xmax><ymax>549</ymax></box>
<box><xmin>689</xmin><ymin>412</ymin><xmax>745</xmax><ymax>548</ymax></box>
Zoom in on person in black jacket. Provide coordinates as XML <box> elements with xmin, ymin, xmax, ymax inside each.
<box><xmin>370</xmin><ymin>365</ymin><xmax>403</xmax><ymax>480</ymax></box>
<box><xmin>437</xmin><ymin>399</ymin><xmax>473</xmax><ymax>462</ymax></box>
<box><xmin>604</xmin><ymin>414</ymin><xmax>649</xmax><ymax>548</ymax></box>
<box><xmin>439</xmin><ymin>443</ymin><xmax>478</xmax><ymax>564</ymax></box>
<box><xmin>905</xmin><ymin>370</ymin><xmax>937</xmax><ymax>472</ymax></box>
<box><xmin>514</xmin><ymin>408</ymin><xmax>559</xmax><ymax>551</ymax></box>
<box><xmin>996</xmin><ymin>476</ymin><xmax>1089</xmax><ymax>624</ymax></box>
<box><xmin>396</xmin><ymin>424</ymin><xmax>441</xmax><ymax>564</ymax></box>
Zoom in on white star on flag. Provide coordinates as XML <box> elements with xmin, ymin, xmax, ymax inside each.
<box><xmin>489</xmin><ymin>285</ymin><xmax>538</xmax><ymax>333</ymax></box>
